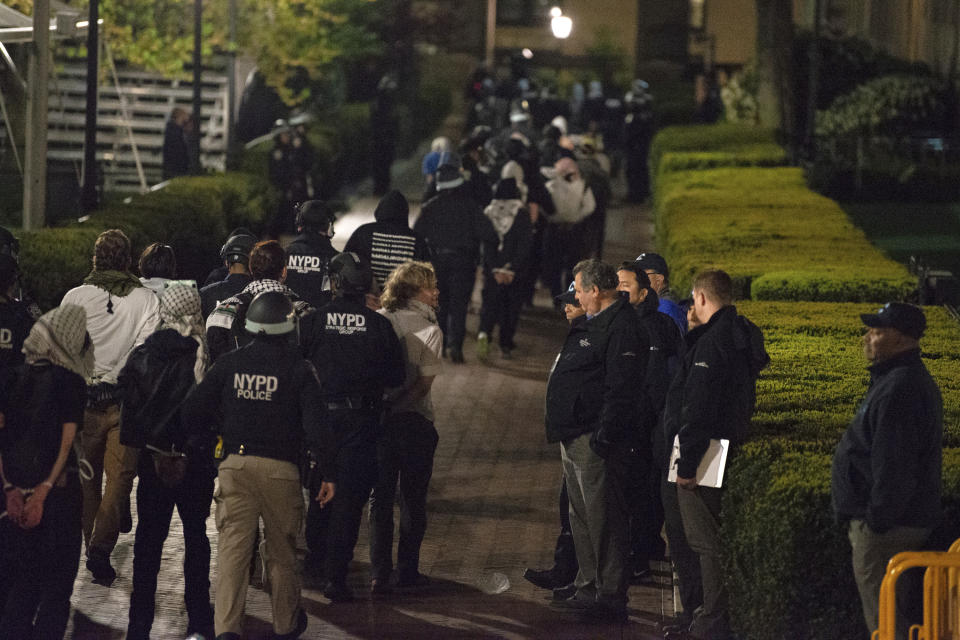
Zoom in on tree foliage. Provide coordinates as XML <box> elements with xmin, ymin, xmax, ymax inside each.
<box><xmin>11</xmin><ymin>0</ymin><xmax>383</xmax><ymax>105</ymax></box>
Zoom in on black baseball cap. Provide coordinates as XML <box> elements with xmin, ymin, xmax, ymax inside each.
<box><xmin>635</xmin><ymin>252</ymin><xmax>669</xmax><ymax>278</ymax></box>
<box><xmin>555</xmin><ymin>281</ymin><xmax>578</xmax><ymax>306</ymax></box>
<box><xmin>861</xmin><ymin>302</ymin><xmax>926</xmax><ymax>339</ymax></box>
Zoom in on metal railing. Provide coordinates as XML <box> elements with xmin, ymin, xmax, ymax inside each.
<box><xmin>873</xmin><ymin>538</ymin><xmax>960</xmax><ymax>640</ymax></box>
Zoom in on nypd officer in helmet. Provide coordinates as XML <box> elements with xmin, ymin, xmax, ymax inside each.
<box><xmin>199</xmin><ymin>231</ymin><xmax>256</xmax><ymax>319</ymax></box>
<box><xmin>284</xmin><ymin>200</ymin><xmax>339</xmax><ymax>309</ymax></box>
<box><xmin>184</xmin><ymin>290</ymin><xmax>336</xmax><ymax>640</ymax></box>
<box><xmin>300</xmin><ymin>251</ymin><xmax>404</xmax><ymax>601</ymax></box>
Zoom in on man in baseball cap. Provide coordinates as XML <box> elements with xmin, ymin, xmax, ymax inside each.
<box><xmin>832</xmin><ymin>301</ymin><xmax>942</xmax><ymax>639</ymax></box>
<box><xmin>634</xmin><ymin>253</ymin><xmax>686</xmax><ymax>332</ymax></box>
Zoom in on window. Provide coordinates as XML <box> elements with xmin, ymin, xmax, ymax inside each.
<box><xmin>497</xmin><ymin>0</ymin><xmax>560</xmax><ymax>27</ymax></box>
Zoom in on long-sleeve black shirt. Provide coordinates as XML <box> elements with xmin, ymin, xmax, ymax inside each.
<box><xmin>182</xmin><ymin>336</ymin><xmax>335</xmax><ymax>478</ymax></box>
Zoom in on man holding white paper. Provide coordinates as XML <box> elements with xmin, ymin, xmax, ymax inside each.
<box><xmin>662</xmin><ymin>270</ymin><xmax>768</xmax><ymax>640</ymax></box>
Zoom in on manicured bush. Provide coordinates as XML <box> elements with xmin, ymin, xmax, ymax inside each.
<box><xmin>654</xmin><ymin>165</ymin><xmax>913</xmax><ymax>300</ymax></box>
<box><xmin>18</xmin><ymin>172</ymin><xmax>272</xmax><ymax>310</ymax></box>
<box><xmin>723</xmin><ymin>301</ymin><xmax>960</xmax><ymax>640</ymax></box>
<box><xmin>649</xmin><ymin>123</ymin><xmax>781</xmax><ymax>181</ymax></box>
<box><xmin>739</xmin><ymin>301</ymin><xmax>960</xmax><ymax>445</ymax></box>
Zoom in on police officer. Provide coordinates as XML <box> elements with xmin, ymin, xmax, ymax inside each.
<box><xmin>199</xmin><ymin>232</ymin><xmax>256</xmax><ymax>318</ymax></box>
<box><xmin>284</xmin><ymin>201</ymin><xmax>338</xmax><ymax>309</ymax></box>
<box><xmin>300</xmin><ymin>252</ymin><xmax>404</xmax><ymax>601</ymax></box>
<box><xmin>0</xmin><ymin>254</ymin><xmax>34</xmax><ymax>385</ymax></box>
<box><xmin>183</xmin><ymin>291</ymin><xmax>336</xmax><ymax>640</ymax></box>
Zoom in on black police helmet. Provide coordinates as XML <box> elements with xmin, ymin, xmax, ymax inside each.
<box><xmin>220</xmin><ymin>233</ymin><xmax>257</xmax><ymax>266</ymax></box>
<box><xmin>245</xmin><ymin>291</ymin><xmax>296</xmax><ymax>335</ymax></box>
<box><xmin>329</xmin><ymin>251</ymin><xmax>373</xmax><ymax>296</ymax></box>
<box><xmin>295</xmin><ymin>200</ymin><xmax>335</xmax><ymax>234</ymax></box>
<box><xmin>0</xmin><ymin>226</ymin><xmax>19</xmax><ymax>261</ymax></box>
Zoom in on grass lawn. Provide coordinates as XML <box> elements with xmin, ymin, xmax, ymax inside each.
<box><xmin>842</xmin><ymin>202</ymin><xmax>960</xmax><ymax>277</ymax></box>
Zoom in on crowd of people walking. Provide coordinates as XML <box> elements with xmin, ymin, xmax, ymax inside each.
<box><xmin>0</xmin><ymin>65</ymin><xmax>945</xmax><ymax>640</ymax></box>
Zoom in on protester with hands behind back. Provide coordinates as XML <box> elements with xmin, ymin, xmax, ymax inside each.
<box><xmin>0</xmin><ymin>304</ymin><xmax>93</xmax><ymax>640</ymax></box>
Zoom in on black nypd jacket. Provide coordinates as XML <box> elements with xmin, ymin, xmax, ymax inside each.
<box><xmin>663</xmin><ymin>305</ymin><xmax>769</xmax><ymax>478</ymax></box>
<box><xmin>183</xmin><ymin>335</ymin><xmax>335</xmax><ymax>477</ymax></box>
<box><xmin>344</xmin><ymin>191</ymin><xmax>430</xmax><ymax>287</ymax></box>
<box><xmin>545</xmin><ymin>297</ymin><xmax>649</xmax><ymax>452</ymax></box>
<box><xmin>300</xmin><ymin>295</ymin><xmax>405</xmax><ymax>400</ymax></box>
<box><xmin>414</xmin><ymin>185</ymin><xmax>494</xmax><ymax>266</ymax></box>
<box><xmin>832</xmin><ymin>348</ymin><xmax>942</xmax><ymax>533</ymax></box>
<box><xmin>284</xmin><ymin>232</ymin><xmax>337</xmax><ymax>309</ymax></box>
<box><xmin>200</xmin><ymin>272</ymin><xmax>252</xmax><ymax>319</ymax></box>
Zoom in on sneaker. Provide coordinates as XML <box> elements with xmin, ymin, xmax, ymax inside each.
<box><xmin>523</xmin><ymin>567</ymin><xmax>562</xmax><ymax>590</ymax></box>
<box><xmin>273</xmin><ymin>608</ymin><xmax>308</xmax><ymax>639</ymax></box>
<box><xmin>476</xmin><ymin>332</ymin><xmax>490</xmax><ymax>360</ymax></box>
<box><xmin>86</xmin><ymin>550</ymin><xmax>116</xmax><ymax>583</ymax></box>
<box><xmin>323</xmin><ymin>581</ymin><xmax>355</xmax><ymax>603</ymax></box>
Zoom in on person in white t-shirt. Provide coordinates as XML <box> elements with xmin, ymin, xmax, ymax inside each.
<box><xmin>61</xmin><ymin>229</ymin><xmax>160</xmax><ymax>582</ymax></box>
<box><xmin>368</xmin><ymin>260</ymin><xmax>443</xmax><ymax>593</ymax></box>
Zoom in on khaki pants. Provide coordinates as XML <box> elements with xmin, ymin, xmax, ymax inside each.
<box><xmin>214</xmin><ymin>455</ymin><xmax>304</xmax><ymax>636</ymax></box>
<box><xmin>80</xmin><ymin>404</ymin><xmax>139</xmax><ymax>555</ymax></box>
<box><xmin>849</xmin><ymin>519</ymin><xmax>931</xmax><ymax>640</ymax></box>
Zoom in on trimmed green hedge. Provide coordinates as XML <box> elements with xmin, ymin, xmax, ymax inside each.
<box><xmin>741</xmin><ymin>301</ymin><xmax>960</xmax><ymax>445</ymax></box>
<box><xmin>649</xmin><ymin>123</ymin><xmax>783</xmax><ymax>181</ymax></box>
<box><xmin>725</xmin><ymin>301</ymin><xmax>960</xmax><ymax>640</ymax></box>
<box><xmin>18</xmin><ymin>172</ymin><xmax>274</xmax><ymax>310</ymax></box>
<box><xmin>654</xmin><ymin>165</ymin><xmax>914</xmax><ymax>301</ymax></box>
<box><xmin>656</xmin><ymin>145</ymin><xmax>787</xmax><ymax>176</ymax></box>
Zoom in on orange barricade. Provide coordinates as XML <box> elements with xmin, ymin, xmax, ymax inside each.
<box><xmin>873</xmin><ymin>538</ymin><xmax>960</xmax><ymax>640</ymax></box>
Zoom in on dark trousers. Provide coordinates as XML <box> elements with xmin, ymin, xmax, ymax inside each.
<box><xmin>0</xmin><ymin>474</ymin><xmax>82</xmax><ymax>640</ymax></box>
<box><xmin>306</xmin><ymin>408</ymin><xmax>379</xmax><ymax>585</ymax></box>
<box><xmin>369</xmin><ymin>412</ymin><xmax>438</xmax><ymax>582</ymax></box>
<box><xmin>127</xmin><ymin>452</ymin><xmax>215</xmax><ymax>640</ymax></box>
<box><xmin>661</xmin><ymin>472</ymin><xmax>703</xmax><ymax>621</ymax></box>
<box><xmin>625</xmin><ymin>449</ymin><xmax>664</xmax><ymax>569</ymax></box>
<box><xmin>541</xmin><ymin>223</ymin><xmax>584</xmax><ymax>299</ymax></box>
<box><xmin>551</xmin><ymin>476</ymin><xmax>579</xmax><ymax>584</ymax></box>
<box><xmin>434</xmin><ymin>254</ymin><xmax>476</xmax><ymax>353</ymax></box>
<box><xmin>478</xmin><ymin>274</ymin><xmax>523</xmax><ymax>349</ymax></box>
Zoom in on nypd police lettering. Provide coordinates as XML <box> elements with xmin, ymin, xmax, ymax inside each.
<box><xmin>233</xmin><ymin>373</ymin><xmax>279</xmax><ymax>400</ymax></box>
<box><xmin>288</xmin><ymin>254</ymin><xmax>325</xmax><ymax>273</ymax></box>
<box><xmin>0</xmin><ymin>327</ymin><xmax>11</xmax><ymax>349</ymax></box>
<box><xmin>326</xmin><ymin>312</ymin><xmax>367</xmax><ymax>335</ymax></box>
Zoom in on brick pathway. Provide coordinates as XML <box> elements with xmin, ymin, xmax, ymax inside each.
<box><xmin>65</xmin><ymin>195</ymin><xmax>671</xmax><ymax>640</ymax></box>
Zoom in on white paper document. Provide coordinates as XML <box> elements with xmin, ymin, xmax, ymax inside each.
<box><xmin>667</xmin><ymin>435</ymin><xmax>730</xmax><ymax>489</ymax></box>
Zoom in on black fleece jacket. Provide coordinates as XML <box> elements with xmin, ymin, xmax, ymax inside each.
<box><xmin>344</xmin><ymin>190</ymin><xmax>430</xmax><ymax>286</ymax></box>
<box><xmin>545</xmin><ymin>297</ymin><xmax>649</xmax><ymax>453</ymax></box>
<box><xmin>832</xmin><ymin>348</ymin><xmax>942</xmax><ymax>533</ymax></box>
<box><xmin>663</xmin><ymin>305</ymin><xmax>769</xmax><ymax>478</ymax></box>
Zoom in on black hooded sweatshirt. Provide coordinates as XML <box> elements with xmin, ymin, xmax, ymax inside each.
<box><xmin>344</xmin><ymin>190</ymin><xmax>430</xmax><ymax>286</ymax></box>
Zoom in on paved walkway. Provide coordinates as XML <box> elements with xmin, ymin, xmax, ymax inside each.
<box><xmin>66</xmin><ymin>185</ymin><xmax>667</xmax><ymax>639</ymax></box>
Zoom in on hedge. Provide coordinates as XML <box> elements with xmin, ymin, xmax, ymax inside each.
<box><xmin>654</xmin><ymin>165</ymin><xmax>914</xmax><ymax>301</ymax></box>
<box><xmin>725</xmin><ymin>301</ymin><xmax>960</xmax><ymax>640</ymax></box>
<box><xmin>740</xmin><ymin>301</ymin><xmax>960</xmax><ymax>446</ymax></box>
<box><xmin>649</xmin><ymin>123</ymin><xmax>783</xmax><ymax>182</ymax></box>
<box><xmin>18</xmin><ymin>172</ymin><xmax>274</xmax><ymax>310</ymax></box>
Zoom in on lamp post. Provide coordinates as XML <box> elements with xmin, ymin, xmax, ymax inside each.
<box><xmin>485</xmin><ymin>0</ymin><xmax>497</xmax><ymax>69</ymax></box>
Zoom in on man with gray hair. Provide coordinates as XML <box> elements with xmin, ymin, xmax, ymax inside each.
<box><xmin>544</xmin><ymin>259</ymin><xmax>649</xmax><ymax>622</ymax></box>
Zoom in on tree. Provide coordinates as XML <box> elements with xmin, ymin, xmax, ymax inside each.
<box><xmin>10</xmin><ymin>0</ymin><xmax>383</xmax><ymax>106</ymax></box>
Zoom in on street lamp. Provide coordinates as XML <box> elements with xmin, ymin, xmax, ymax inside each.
<box><xmin>551</xmin><ymin>13</ymin><xmax>572</xmax><ymax>40</ymax></box>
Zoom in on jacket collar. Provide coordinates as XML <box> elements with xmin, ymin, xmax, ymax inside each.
<box><xmin>406</xmin><ymin>299</ymin><xmax>438</xmax><ymax>323</ymax></box>
<box><xmin>583</xmin><ymin>296</ymin><xmax>627</xmax><ymax>331</ymax></box>
<box><xmin>868</xmin><ymin>347</ymin><xmax>923</xmax><ymax>380</ymax></box>
<box><xmin>685</xmin><ymin>304</ymin><xmax>737</xmax><ymax>345</ymax></box>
